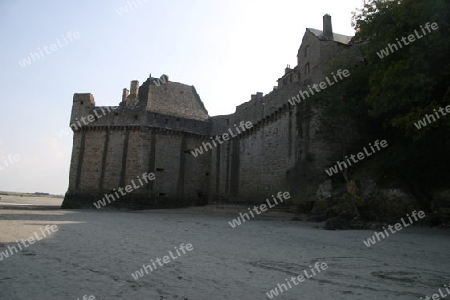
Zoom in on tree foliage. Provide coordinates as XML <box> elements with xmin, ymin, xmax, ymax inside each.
<box><xmin>321</xmin><ymin>0</ymin><xmax>450</xmax><ymax>202</ymax></box>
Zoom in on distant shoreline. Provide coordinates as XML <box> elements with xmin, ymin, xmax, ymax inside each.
<box><xmin>0</xmin><ymin>192</ymin><xmax>63</xmax><ymax>198</ymax></box>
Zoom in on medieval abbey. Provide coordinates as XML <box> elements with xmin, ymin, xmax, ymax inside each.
<box><xmin>62</xmin><ymin>15</ymin><xmax>362</xmax><ymax>209</ymax></box>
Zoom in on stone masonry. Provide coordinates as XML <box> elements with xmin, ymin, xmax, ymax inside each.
<box><xmin>62</xmin><ymin>15</ymin><xmax>362</xmax><ymax>209</ymax></box>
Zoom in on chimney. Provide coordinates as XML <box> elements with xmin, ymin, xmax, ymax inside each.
<box><xmin>122</xmin><ymin>88</ymin><xmax>129</xmax><ymax>101</ymax></box>
<box><xmin>130</xmin><ymin>80</ymin><xmax>139</xmax><ymax>96</ymax></box>
<box><xmin>323</xmin><ymin>14</ymin><xmax>334</xmax><ymax>40</ymax></box>
<box><xmin>285</xmin><ymin>64</ymin><xmax>291</xmax><ymax>74</ymax></box>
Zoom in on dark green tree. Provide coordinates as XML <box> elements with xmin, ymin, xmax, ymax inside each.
<box><xmin>321</xmin><ymin>0</ymin><xmax>450</xmax><ymax>208</ymax></box>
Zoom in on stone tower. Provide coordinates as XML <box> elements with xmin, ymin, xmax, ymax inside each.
<box><xmin>62</xmin><ymin>15</ymin><xmax>361</xmax><ymax>209</ymax></box>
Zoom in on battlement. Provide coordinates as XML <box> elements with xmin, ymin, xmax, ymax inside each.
<box><xmin>71</xmin><ymin>104</ymin><xmax>210</xmax><ymax>136</ymax></box>
<box><xmin>64</xmin><ymin>14</ymin><xmax>361</xmax><ymax>209</ymax></box>
<box><xmin>70</xmin><ymin>93</ymin><xmax>96</xmax><ymax>126</ymax></box>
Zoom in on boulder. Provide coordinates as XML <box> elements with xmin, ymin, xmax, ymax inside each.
<box><xmin>310</xmin><ymin>201</ymin><xmax>329</xmax><ymax>222</ymax></box>
<box><xmin>350</xmin><ymin>216</ymin><xmax>365</xmax><ymax>230</ymax></box>
<box><xmin>359</xmin><ymin>178</ymin><xmax>377</xmax><ymax>199</ymax></box>
<box><xmin>431</xmin><ymin>190</ymin><xmax>450</xmax><ymax>223</ymax></box>
<box><xmin>316</xmin><ymin>180</ymin><xmax>332</xmax><ymax>200</ymax></box>
<box><xmin>324</xmin><ymin>216</ymin><xmax>350</xmax><ymax>230</ymax></box>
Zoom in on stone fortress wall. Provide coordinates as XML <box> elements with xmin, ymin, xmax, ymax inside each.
<box><xmin>62</xmin><ymin>15</ymin><xmax>362</xmax><ymax>209</ymax></box>
<box><xmin>209</xmin><ymin>15</ymin><xmax>362</xmax><ymax>203</ymax></box>
<box><xmin>64</xmin><ymin>78</ymin><xmax>213</xmax><ymax>208</ymax></box>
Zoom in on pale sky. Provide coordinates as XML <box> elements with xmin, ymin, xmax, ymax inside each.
<box><xmin>0</xmin><ymin>0</ymin><xmax>363</xmax><ymax>195</ymax></box>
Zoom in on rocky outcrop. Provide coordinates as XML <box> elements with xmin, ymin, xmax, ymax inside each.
<box><xmin>307</xmin><ymin>177</ymin><xmax>446</xmax><ymax>230</ymax></box>
<box><xmin>431</xmin><ymin>190</ymin><xmax>450</xmax><ymax>223</ymax></box>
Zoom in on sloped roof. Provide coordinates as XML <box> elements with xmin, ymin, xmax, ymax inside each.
<box><xmin>307</xmin><ymin>28</ymin><xmax>353</xmax><ymax>45</ymax></box>
<box><xmin>146</xmin><ymin>81</ymin><xmax>209</xmax><ymax>121</ymax></box>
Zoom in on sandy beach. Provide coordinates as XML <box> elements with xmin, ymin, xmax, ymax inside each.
<box><xmin>1</xmin><ymin>195</ymin><xmax>450</xmax><ymax>300</ymax></box>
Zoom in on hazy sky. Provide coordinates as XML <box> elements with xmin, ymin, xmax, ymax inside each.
<box><xmin>0</xmin><ymin>0</ymin><xmax>363</xmax><ymax>195</ymax></box>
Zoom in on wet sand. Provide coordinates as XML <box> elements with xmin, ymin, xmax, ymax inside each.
<box><xmin>0</xmin><ymin>196</ymin><xmax>449</xmax><ymax>299</ymax></box>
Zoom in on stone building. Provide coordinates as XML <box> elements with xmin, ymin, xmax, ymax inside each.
<box><xmin>62</xmin><ymin>15</ymin><xmax>360</xmax><ymax>209</ymax></box>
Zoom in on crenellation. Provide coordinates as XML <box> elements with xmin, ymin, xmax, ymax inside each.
<box><xmin>70</xmin><ymin>93</ymin><xmax>95</xmax><ymax>127</ymax></box>
<box><xmin>63</xmin><ymin>14</ymin><xmax>362</xmax><ymax>209</ymax></box>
